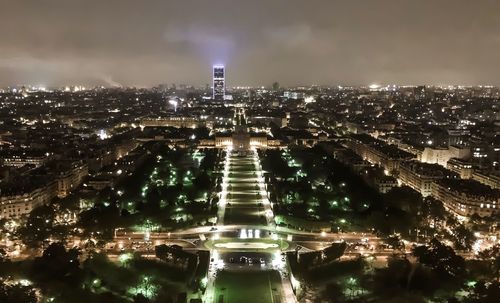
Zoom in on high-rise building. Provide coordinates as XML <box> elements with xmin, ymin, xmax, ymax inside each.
<box><xmin>213</xmin><ymin>64</ymin><xmax>225</xmax><ymax>100</ymax></box>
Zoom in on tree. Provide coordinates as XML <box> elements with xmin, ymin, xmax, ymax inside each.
<box><xmin>385</xmin><ymin>234</ymin><xmax>404</xmax><ymax>250</ymax></box>
<box><xmin>452</xmin><ymin>224</ymin><xmax>475</xmax><ymax>251</ymax></box>
<box><xmin>322</xmin><ymin>282</ymin><xmax>344</xmax><ymax>302</ymax></box>
<box><xmin>0</xmin><ymin>248</ymin><xmax>7</xmax><ymax>263</ymax></box>
<box><xmin>383</xmin><ymin>186</ymin><xmax>422</xmax><ymax>213</ymax></box>
<box><xmin>0</xmin><ymin>281</ymin><xmax>37</xmax><ymax>303</ymax></box>
<box><xmin>465</xmin><ymin>281</ymin><xmax>500</xmax><ymax>303</ymax></box>
<box><xmin>373</xmin><ymin>255</ymin><xmax>443</xmax><ymax>297</ymax></box>
<box><xmin>412</xmin><ymin>238</ymin><xmax>465</xmax><ymax>278</ymax></box>
<box><xmin>420</xmin><ymin>197</ymin><xmax>447</xmax><ymax>230</ymax></box>
<box><xmin>31</xmin><ymin>242</ymin><xmax>82</xmax><ymax>286</ymax></box>
<box><xmin>422</xmin><ymin>198</ymin><xmax>446</xmax><ymax>219</ymax></box>
<box><xmin>193</xmin><ymin>127</ymin><xmax>210</xmax><ymax>140</ymax></box>
<box><xmin>193</xmin><ymin>171</ymin><xmax>211</xmax><ymax>192</ymax></box>
<box><xmin>155</xmin><ymin>245</ymin><xmax>168</xmax><ymax>261</ymax></box>
<box><xmin>199</xmin><ymin>150</ymin><xmax>217</xmax><ymax>172</ymax></box>
<box><xmin>478</xmin><ymin>244</ymin><xmax>500</xmax><ymax>280</ymax></box>
<box><xmin>372</xmin><ymin>255</ymin><xmax>411</xmax><ymax>291</ymax></box>
<box><xmin>133</xmin><ymin>294</ymin><xmax>150</xmax><ymax>303</ymax></box>
<box><xmin>78</xmin><ymin>202</ymin><xmax>121</xmax><ymax>241</ymax></box>
<box><xmin>17</xmin><ymin>204</ymin><xmax>56</xmax><ymax>248</ymax></box>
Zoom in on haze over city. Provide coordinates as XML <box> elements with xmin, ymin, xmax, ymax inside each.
<box><xmin>1</xmin><ymin>1</ymin><xmax>499</xmax><ymax>303</ymax></box>
<box><xmin>1</xmin><ymin>0</ymin><xmax>500</xmax><ymax>87</ymax></box>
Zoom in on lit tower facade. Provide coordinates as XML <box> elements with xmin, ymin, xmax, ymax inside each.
<box><xmin>212</xmin><ymin>64</ymin><xmax>225</xmax><ymax>100</ymax></box>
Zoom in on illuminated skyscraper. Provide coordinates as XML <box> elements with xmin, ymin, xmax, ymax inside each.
<box><xmin>212</xmin><ymin>64</ymin><xmax>225</xmax><ymax>100</ymax></box>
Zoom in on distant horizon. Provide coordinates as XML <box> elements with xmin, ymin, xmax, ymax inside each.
<box><xmin>2</xmin><ymin>82</ymin><xmax>500</xmax><ymax>91</ymax></box>
<box><xmin>2</xmin><ymin>64</ymin><xmax>500</xmax><ymax>89</ymax></box>
<box><xmin>1</xmin><ymin>1</ymin><xmax>499</xmax><ymax>87</ymax></box>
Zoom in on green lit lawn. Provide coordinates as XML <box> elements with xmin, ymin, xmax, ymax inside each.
<box><xmin>224</xmin><ymin>206</ymin><xmax>266</xmax><ymax>225</ymax></box>
<box><xmin>224</xmin><ymin>155</ymin><xmax>266</xmax><ymax>225</ymax></box>
<box><xmin>213</xmin><ymin>270</ymin><xmax>282</xmax><ymax>303</ymax></box>
<box><xmin>229</xmin><ymin>164</ymin><xmax>255</xmax><ymax>172</ymax></box>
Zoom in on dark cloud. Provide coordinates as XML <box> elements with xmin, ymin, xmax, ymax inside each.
<box><xmin>0</xmin><ymin>0</ymin><xmax>499</xmax><ymax>87</ymax></box>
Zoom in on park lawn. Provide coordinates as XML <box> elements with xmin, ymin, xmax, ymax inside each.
<box><xmin>213</xmin><ymin>270</ymin><xmax>283</xmax><ymax>303</ymax></box>
<box><xmin>224</xmin><ymin>206</ymin><xmax>266</xmax><ymax>225</ymax></box>
<box><xmin>229</xmin><ymin>164</ymin><xmax>256</xmax><ymax>172</ymax></box>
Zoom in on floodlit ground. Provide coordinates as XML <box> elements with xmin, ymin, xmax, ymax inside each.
<box><xmin>213</xmin><ymin>270</ymin><xmax>283</xmax><ymax>303</ymax></box>
<box><xmin>223</xmin><ymin>153</ymin><xmax>267</xmax><ymax>225</ymax></box>
<box><xmin>205</xmin><ymin>150</ymin><xmax>291</xmax><ymax>303</ymax></box>
<box><xmin>214</xmin><ymin>242</ymin><xmax>279</xmax><ymax>249</ymax></box>
<box><xmin>224</xmin><ymin>206</ymin><xmax>267</xmax><ymax>225</ymax></box>
<box><xmin>205</xmin><ymin>238</ymin><xmax>290</xmax><ymax>251</ymax></box>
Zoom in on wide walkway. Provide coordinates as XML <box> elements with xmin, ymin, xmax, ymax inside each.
<box><xmin>206</xmin><ymin>147</ymin><xmax>296</xmax><ymax>303</ymax></box>
<box><xmin>218</xmin><ymin>149</ymin><xmax>271</xmax><ymax>226</ymax></box>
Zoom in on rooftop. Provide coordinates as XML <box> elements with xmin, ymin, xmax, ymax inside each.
<box><xmin>436</xmin><ymin>178</ymin><xmax>500</xmax><ymax>198</ymax></box>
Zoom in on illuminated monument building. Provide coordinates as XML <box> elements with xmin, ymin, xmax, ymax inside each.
<box><xmin>212</xmin><ymin>64</ymin><xmax>225</xmax><ymax>100</ymax></box>
<box><xmin>232</xmin><ymin>108</ymin><xmax>251</xmax><ymax>152</ymax></box>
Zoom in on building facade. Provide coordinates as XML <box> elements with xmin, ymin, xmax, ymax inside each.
<box><xmin>346</xmin><ymin>135</ymin><xmax>414</xmax><ymax>175</ymax></box>
<box><xmin>0</xmin><ymin>181</ymin><xmax>57</xmax><ymax>219</ymax></box>
<box><xmin>213</xmin><ymin>64</ymin><xmax>225</xmax><ymax>100</ymax></box>
<box><xmin>141</xmin><ymin>116</ymin><xmax>207</xmax><ymax>129</ymax></box>
<box><xmin>419</xmin><ymin>146</ymin><xmax>471</xmax><ymax>167</ymax></box>
<box><xmin>398</xmin><ymin>161</ymin><xmax>457</xmax><ymax>197</ymax></box>
<box><xmin>471</xmin><ymin>171</ymin><xmax>500</xmax><ymax>190</ymax></box>
<box><xmin>432</xmin><ymin>179</ymin><xmax>499</xmax><ymax>219</ymax></box>
<box><xmin>57</xmin><ymin>162</ymin><xmax>89</xmax><ymax>198</ymax></box>
<box><xmin>1</xmin><ymin>153</ymin><xmax>49</xmax><ymax>168</ymax></box>
<box><xmin>447</xmin><ymin>158</ymin><xmax>474</xmax><ymax>179</ymax></box>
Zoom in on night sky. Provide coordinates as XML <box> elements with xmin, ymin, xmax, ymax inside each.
<box><xmin>1</xmin><ymin>0</ymin><xmax>499</xmax><ymax>87</ymax></box>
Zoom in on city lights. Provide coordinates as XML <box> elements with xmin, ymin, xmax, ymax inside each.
<box><xmin>0</xmin><ymin>8</ymin><xmax>498</xmax><ymax>302</ymax></box>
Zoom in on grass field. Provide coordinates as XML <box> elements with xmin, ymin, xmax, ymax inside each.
<box><xmin>224</xmin><ymin>206</ymin><xmax>266</xmax><ymax>225</ymax></box>
<box><xmin>213</xmin><ymin>270</ymin><xmax>283</xmax><ymax>303</ymax></box>
<box><xmin>224</xmin><ymin>154</ymin><xmax>266</xmax><ymax>226</ymax></box>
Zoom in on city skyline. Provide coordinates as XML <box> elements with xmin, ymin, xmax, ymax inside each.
<box><xmin>0</xmin><ymin>2</ymin><xmax>499</xmax><ymax>302</ymax></box>
<box><xmin>212</xmin><ymin>64</ymin><xmax>225</xmax><ymax>99</ymax></box>
<box><xmin>1</xmin><ymin>66</ymin><xmax>499</xmax><ymax>303</ymax></box>
<box><xmin>1</xmin><ymin>0</ymin><xmax>500</xmax><ymax>87</ymax></box>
